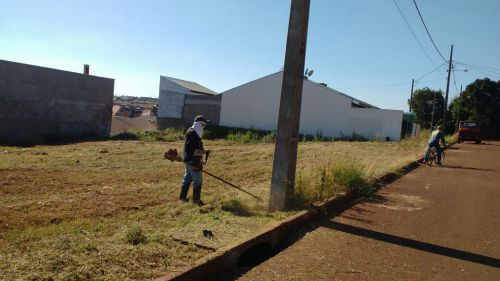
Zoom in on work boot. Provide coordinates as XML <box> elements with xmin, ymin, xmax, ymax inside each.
<box><xmin>194</xmin><ymin>200</ymin><xmax>205</xmax><ymax>207</ymax></box>
<box><xmin>192</xmin><ymin>186</ymin><xmax>202</xmax><ymax>205</ymax></box>
<box><xmin>179</xmin><ymin>188</ymin><xmax>189</xmax><ymax>202</ymax></box>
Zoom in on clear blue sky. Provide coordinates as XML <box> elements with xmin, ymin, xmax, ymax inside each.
<box><xmin>1</xmin><ymin>0</ymin><xmax>499</xmax><ymax>111</ymax></box>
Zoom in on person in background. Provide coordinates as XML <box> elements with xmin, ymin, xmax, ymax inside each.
<box><xmin>424</xmin><ymin>125</ymin><xmax>446</xmax><ymax>164</ymax></box>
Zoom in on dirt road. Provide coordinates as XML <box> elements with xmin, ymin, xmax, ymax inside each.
<box><xmin>223</xmin><ymin>142</ymin><xmax>500</xmax><ymax>280</ymax></box>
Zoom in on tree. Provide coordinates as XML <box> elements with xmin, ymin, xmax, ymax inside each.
<box><xmin>451</xmin><ymin>78</ymin><xmax>500</xmax><ymax>137</ymax></box>
<box><xmin>408</xmin><ymin>88</ymin><xmax>444</xmax><ymax>129</ymax></box>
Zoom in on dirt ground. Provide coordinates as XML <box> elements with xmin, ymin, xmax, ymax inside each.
<box><xmin>224</xmin><ymin>141</ymin><xmax>500</xmax><ymax>281</ymax></box>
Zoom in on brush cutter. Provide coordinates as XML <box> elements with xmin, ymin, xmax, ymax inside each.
<box><xmin>164</xmin><ymin>149</ymin><xmax>263</xmax><ymax>202</ymax></box>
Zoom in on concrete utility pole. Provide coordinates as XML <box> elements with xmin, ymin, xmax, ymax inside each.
<box><xmin>442</xmin><ymin>44</ymin><xmax>453</xmax><ymax>131</ymax></box>
<box><xmin>455</xmin><ymin>84</ymin><xmax>462</xmax><ymax>132</ymax></box>
<box><xmin>409</xmin><ymin>78</ymin><xmax>415</xmax><ymax>112</ymax></box>
<box><xmin>430</xmin><ymin>91</ymin><xmax>436</xmax><ymax>129</ymax></box>
<box><xmin>269</xmin><ymin>0</ymin><xmax>310</xmax><ymax>212</ymax></box>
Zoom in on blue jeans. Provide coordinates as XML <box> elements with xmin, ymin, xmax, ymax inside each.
<box><xmin>424</xmin><ymin>142</ymin><xmax>442</xmax><ymax>162</ymax></box>
<box><xmin>179</xmin><ymin>164</ymin><xmax>203</xmax><ymax>201</ymax></box>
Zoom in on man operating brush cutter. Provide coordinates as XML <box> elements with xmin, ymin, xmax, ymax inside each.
<box><xmin>178</xmin><ymin>115</ymin><xmax>210</xmax><ymax>206</ymax></box>
<box><xmin>164</xmin><ymin>117</ymin><xmax>263</xmax><ymax>204</ymax></box>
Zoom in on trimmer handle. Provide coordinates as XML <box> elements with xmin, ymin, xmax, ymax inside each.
<box><xmin>204</xmin><ymin>150</ymin><xmax>211</xmax><ymax>164</ymax></box>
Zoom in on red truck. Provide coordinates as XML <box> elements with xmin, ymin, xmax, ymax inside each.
<box><xmin>458</xmin><ymin>121</ymin><xmax>481</xmax><ymax>144</ymax></box>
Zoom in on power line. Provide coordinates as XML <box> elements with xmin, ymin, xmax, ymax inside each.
<box><xmin>415</xmin><ymin>62</ymin><xmax>447</xmax><ymax>81</ymax></box>
<box><xmin>455</xmin><ymin>61</ymin><xmax>500</xmax><ymax>72</ymax></box>
<box><xmin>392</xmin><ymin>0</ymin><xmax>445</xmax><ymax>78</ymax></box>
<box><xmin>420</xmin><ymin>77</ymin><xmax>446</xmax><ymax>83</ymax></box>
<box><xmin>415</xmin><ymin>77</ymin><xmax>446</xmax><ymax>88</ymax></box>
<box><xmin>412</xmin><ymin>0</ymin><xmax>447</xmax><ymax>63</ymax></box>
<box><xmin>452</xmin><ymin>67</ymin><xmax>459</xmax><ymax>95</ymax></box>
<box><xmin>455</xmin><ymin>62</ymin><xmax>500</xmax><ymax>75</ymax></box>
<box><xmin>466</xmin><ymin>66</ymin><xmax>500</xmax><ymax>80</ymax></box>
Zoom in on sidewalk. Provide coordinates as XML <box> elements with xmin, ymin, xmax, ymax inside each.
<box><xmin>219</xmin><ymin>142</ymin><xmax>500</xmax><ymax>281</ymax></box>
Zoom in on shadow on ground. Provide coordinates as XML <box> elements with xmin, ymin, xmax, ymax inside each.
<box><xmin>321</xmin><ymin>220</ymin><xmax>500</xmax><ymax>269</ymax></box>
<box><xmin>438</xmin><ymin>165</ymin><xmax>495</xmax><ymax>172</ymax></box>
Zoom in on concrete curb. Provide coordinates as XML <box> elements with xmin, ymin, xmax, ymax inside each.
<box><xmin>156</xmin><ymin>156</ymin><xmax>430</xmax><ymax>281</ymax></box>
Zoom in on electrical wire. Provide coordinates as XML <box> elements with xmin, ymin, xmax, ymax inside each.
<box><xmin>420</xmin><ymin>77</ymin><xmax>446</xmax><ymax>83</ymax></box>
<box><xmin>392</xmin><ymin>0</ymin><xmax>445</xmax><ymax>78</ymax></box>
<box><xmin>415</xmin><ymin>62</ymin><xmax>447</xmax><ymax>81</ymax></box>
<box><xmin>412</xmin><ymin>0</ymin><xmax>447</xmax><ymax>63</ymax></box>
<box><xmin>466</xmin><ymin>67</ymin><xmax>500</xmax><ymax>80</ymax></box>
<box><xmin>456</xmin><ymin>62</ymin><xmax>500</xmax><ymax>76</ymax></box>
<box><xmin>455</xmin><ymin>61</ymin><xmax>500</xmax><ymax>73</ymax></box>
<box><xmin>452</xmin><ymin>67</ymin><xmax>459</xmax><ymax>96</ymax></box>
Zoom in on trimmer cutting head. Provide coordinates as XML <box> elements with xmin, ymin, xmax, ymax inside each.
<box><xmin>164</xmin><ymin>149</ymin><xmax>183</xmax><ymax>162</ymax></box>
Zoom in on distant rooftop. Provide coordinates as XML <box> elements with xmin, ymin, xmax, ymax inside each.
<box><xmin>162</xmin><ymin>76</ymin><xmax>217</xmax><ymax>96</ymax></box>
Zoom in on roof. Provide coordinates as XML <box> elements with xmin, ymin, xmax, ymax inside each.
<box><xmin>161</xmin><ymin>76</ymin><xmax>218</xmax><ymax>95</ymax></box>
<box><xmin>306</xmin><ymin>78</ymin><xmax>378</xmax><ymax>109</ymax></box>
<box><xmin>222</xmin><ymin>71</ymin><xmax>378</xmax><ymax>109</ymax></box>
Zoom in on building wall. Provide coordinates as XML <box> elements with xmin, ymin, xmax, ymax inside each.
<box><xmin>183</xmin><ymin>94</ymin><xmax>221</xmax><ymax>125</ymax></box>
<box><xmin>350</xmin><ymin>108</ymin><xmax>403</xmax><ymax>141</ymax></box>
<box><xmin>299</xmin><ymin>79</ymin><xmax>352</xmax><ymax>137</ymax></box>
<box><xmin>0</xmin><ymin>60</ymin><xmax>114</xmax><ymax>145</ymax></box>
<box><xmin>220</xmin><ymin>72</ymin><xmax>283</xmax><ymax>131</ymax></box>
<box><xmin>220</xmin><ymin>72</ymin><xmax>352</xmax><ymax>135</ymax></box>
<box><xmin>157</xmin><ymin>76</ymin><xmax>189</xmax><ymax>118</ymax></box>
<box><xmin>157</xmin><ymin>76</ymin><xmax>221</xmax><ymax>129</ymax></box>
<box><xmin>220</xmin><ymin>72</ymin><xmax>403</xmax><ymax>140</ymax></box>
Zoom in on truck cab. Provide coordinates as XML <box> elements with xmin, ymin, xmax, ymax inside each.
<box><xmin>458</xmin><ymin>121</ymin><xmax>481</xmax><ymax>144</ymax></box>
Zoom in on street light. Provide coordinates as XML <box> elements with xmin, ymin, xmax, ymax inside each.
<box><xmin>447</xmin><ymin>64</ymin><xmax>468</xmax><ymax>72</ymax></box>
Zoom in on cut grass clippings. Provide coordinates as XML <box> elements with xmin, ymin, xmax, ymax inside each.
<box><xmin>0</xmin><ymin>136</ymin><xmax>429</xmax><ymax>280</ymax></box>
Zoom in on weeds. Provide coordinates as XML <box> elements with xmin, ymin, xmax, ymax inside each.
<box><xmin>331</xmin><ymin>161</ymin><xmax>371</xmax><ymax>195</ymax></box>
<box><xmin>291</xmin><ymin>159</ymin><xmax>369</xmax><ymax>208</ymax></box>
<box><xmin>124</xmin><ymin>226</ymin><xmax>148</xmax><ymax>245</ymax></box>
<box><xmin>111</xmin><ymin>128</ymin><xmax>184</xmax><ymax>142</ymax></box>
<box><xmin>447</xmin><ymin>133</ymin><xmax>458</xmax><ymax>145</ymax></box>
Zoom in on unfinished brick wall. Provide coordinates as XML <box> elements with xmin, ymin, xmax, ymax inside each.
<box><xmin>0</xmin><ymin>60</ymin><xmax>114</xmax><ymax>145</ymax></box>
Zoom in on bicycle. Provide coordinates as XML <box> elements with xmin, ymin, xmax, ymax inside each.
<box><xmin>424</xmin><ymin>146</ymin><xmax>445</xmax><ymax>165</ymax></box>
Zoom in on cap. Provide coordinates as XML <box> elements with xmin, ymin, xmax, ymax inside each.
<box><xmin>194</xmin><ymin>115</ymin><xmax>210</xmax><ymax>123</ymax></box>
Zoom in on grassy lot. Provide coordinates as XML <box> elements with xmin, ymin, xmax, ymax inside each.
<box><xmin>0</xmin><ymin>138</ymin><xmax>427</xmax><ymax>280</ymax></box>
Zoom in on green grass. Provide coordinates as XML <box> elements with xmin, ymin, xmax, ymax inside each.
<box><xmin>124</xmin><ymin>226</ymin><xmax>148</xmax><ymax>245</ymax></box>
<box><xmin>291</xmin><ymin>159</ymin><xmax>371</xmax><ymax>208</ymax></box>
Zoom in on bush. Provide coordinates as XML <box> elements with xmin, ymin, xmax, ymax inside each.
<box><xmin>447</xmin><ymin>133</ymin><xmax>458</xmax><ymax>145</ymax></box>
<box><xmin>291</xmin><ymin>160</ymin><xmax>370</xmax><ymax>208</ymax></box>
<box><xmin>110</xmin><ymin>129</ymin><xmax>184</xmax><ymax>142</ymax></box>
<box><xmin>331</xmin><ymin>161</ymin><xmax>370</xmax><ymax>194</ymax></box>
<box><xmin>124</xmin><ymin>226</ymin><xmax>147</xmax><ymax>245</ymax></box>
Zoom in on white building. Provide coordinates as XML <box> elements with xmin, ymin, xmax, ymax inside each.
<box><xmin>220</xmin><ymin>72</ymin><xmax>403</xmax><ymax>141</ymax></box>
